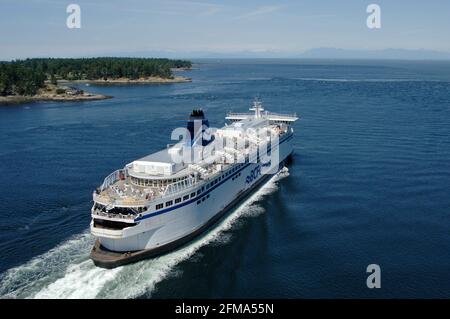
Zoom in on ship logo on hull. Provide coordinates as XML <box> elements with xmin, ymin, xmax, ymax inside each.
<box><xmin>246</xmin><ymin>166</ymin><xmax>261</xmax><ymax>184</ymax></box>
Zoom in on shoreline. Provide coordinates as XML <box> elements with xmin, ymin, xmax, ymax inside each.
<box><xmin>0</xmin><ymin>74</ymin><xmax>191</xmax><ymax>105</ymax></box>
<box><xmin>0</xmin><ymin>94</ymin><xmax>112</xmax><ymax>105</ymax></box>
<box><xmin>58</xmin><ymin>75</ymin><xmax>191</xmax><ymax>85</ymax></box>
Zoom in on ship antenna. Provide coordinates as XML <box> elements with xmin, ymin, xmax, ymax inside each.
<box><xmin>250</xmin><ymin>97</ymin><xmax>264</xmax><ymax>119</ymax></box>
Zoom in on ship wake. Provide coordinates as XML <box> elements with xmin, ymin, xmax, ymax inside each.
<box><xmin>0</xmin><ymin>167</ymin><xmax>289</xmax><ymax>299</ymax></box>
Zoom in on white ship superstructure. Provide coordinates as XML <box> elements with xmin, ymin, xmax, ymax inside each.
<box><xmin>90</xmin><ymin>100</ymin><xmax>298</xmax><ymax>268</ymax></box>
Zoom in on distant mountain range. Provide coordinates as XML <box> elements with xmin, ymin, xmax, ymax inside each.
<box><xmin>118</xmin><ymin>48</ymin><xmax>450</xmax><ymax>60</ymax></box>
<box><xmin>298</xmin><ymin>48</ymin><xmax>450</xmax><ymax>60</ymax></box>
<box><xmin>17</xmin><ymin>48</ymin><xmax>450</xmax><ymax>61</ymax></box>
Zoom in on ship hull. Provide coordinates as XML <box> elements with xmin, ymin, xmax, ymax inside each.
<box><xmin>90</xmin><ymin>134</ymin><xmax>294</xmax><ymax>268</ymax></box>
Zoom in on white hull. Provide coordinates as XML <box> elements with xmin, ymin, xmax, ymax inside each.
<box><xmin>92</xmin><ymin>133</ymin><xmax>293</xmax><ymax>253</ymax></box>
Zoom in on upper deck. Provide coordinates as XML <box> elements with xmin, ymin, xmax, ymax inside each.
<box><xmin>92</xmin><ymin>100</ymin><xmax>298</xmax><ymax>220</ymax></box>
<box><xmin>226</xmin><ymin>100</ymin><xmax>298</xmax><ymax>124</ymax></box>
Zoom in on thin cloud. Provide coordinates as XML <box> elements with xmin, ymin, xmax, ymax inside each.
<box><xmin>235</xmin><ymin>5</ymin><xmax>284</xmax><ymax>20</ymax></box>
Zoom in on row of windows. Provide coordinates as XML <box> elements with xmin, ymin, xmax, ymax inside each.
<box><xmin>204</xmin><ymin>163</ymin><xmax>245</xmax><ymax>190</ymax></box>
<box><xmin>154</xmin><ymin>164</ymin><xmax>246</xmax><ymax>211</ymax></box>
<box><xmin>197</xmin><ymin>194</ymin><xmax>210</xmax><ymax>205</ymax></box>
<box><xmin>131</xmin><ymin>176</ymin><xmax>188</xmax><ymax>187</ymax></box>
<box><xmin>155</xmin><ymin>191</ymin><xmax>197</xmax><ymax>211</ymax></box>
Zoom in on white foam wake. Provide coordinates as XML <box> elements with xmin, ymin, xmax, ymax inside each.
<box><xmin>0</xmin><ymin>167</ymin><xmax>289</xmax><ymax>299</ymax></box>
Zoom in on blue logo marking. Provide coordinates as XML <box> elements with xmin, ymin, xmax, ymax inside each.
<box><xmin>246</xmin><ymin>166</ymin><xmax>261</xmax><ymax>184</ymax></box>
<box><xmin>261</xmin><ymin>160</ymin><xmax>271</xmax><ymax>168</ymax></box>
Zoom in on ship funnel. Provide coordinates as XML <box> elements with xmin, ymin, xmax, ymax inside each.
<box><xmin>186</xmin><ymin>109</ymin><xmax>214</xmax><ymax>146</ymax></box>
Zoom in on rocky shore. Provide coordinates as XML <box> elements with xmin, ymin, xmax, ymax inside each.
<box><xmin>0</xmin><ymin>84</ymin><xmax>111</xmax><ymax>105</ymax></box>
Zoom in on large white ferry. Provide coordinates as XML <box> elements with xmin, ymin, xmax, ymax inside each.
<box><xmin>90</xmin><ymin>100</ymin><xmax>298</xmax><ymax>268</ymax></box>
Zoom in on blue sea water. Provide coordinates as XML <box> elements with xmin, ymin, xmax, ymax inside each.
<box><xmin>0</xmin><ymin>59</ymin><xmax>449</xmax><ymax>298</ymax></box>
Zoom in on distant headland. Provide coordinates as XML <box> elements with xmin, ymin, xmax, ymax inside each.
<box><xmin>0</xmin><ymin>57</ymin><xmax>192</xmax><ymax>105</ymax></box>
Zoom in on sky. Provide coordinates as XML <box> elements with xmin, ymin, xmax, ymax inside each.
<box><xmin>1</xmin><ymin>0</ymin><xmax>450</xmax><ymax>60</ymax></box>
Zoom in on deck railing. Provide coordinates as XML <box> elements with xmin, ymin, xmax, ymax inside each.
<box><xmin>92</xmin><ymin>209</ymin><xmax>138</xmax><ymax>220</ymax></box>
<box><xmin>164</xmin><ymin>176</ymin><xmax>198</xmax><ymax>196</ymax></box>
<box><xmin>99</xmin><ymin>168</ymin><xmax>128</xmax><ymax>192</ymax></box>
<box><xmin>226</xmin><ymin>111</ymin><xmax>298</xmax><ymax>120</ymax></box>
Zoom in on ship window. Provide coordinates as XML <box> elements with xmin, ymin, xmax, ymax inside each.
<box><xmin>94</xmin><ymin>219</ymin><xmax>136</xmax><ymax>230</ymax></box>
<box><xmin>156</xmin><ymin>203</ymin><xmax>163</xmax><ymax>210</ymax></box>
<box><xmin>183</xmin><ymin>195</ymin><xmax>189</xmax><ymax>201</ymax></box>
<box><xmin>201</xmin><ymin>186</ymin><xmax>204</xmax><ymax>192</ymax></box>
<box><xmin>207</xmin><ymin>194</ymin><xmax>210</xmax><ymax>198</ymax></box>
<box><xmin>166</xmin><ymin>200</ymin><xmax>173</xmax><ymax>207</ymax></box>
<box><xmin>191</xmin><ymin>192</ymin><xmax>195</xmax><ymax>198</ymax></box>
<box><xmin>202</xmin><ymin>197</ymin><xmax>205</xmax><ymax>202</ymax></box>
<box><xmin>175</xmin><ymin>198</ymin><xmax>181</xmax><ymax>204</ymax></box>
<box><xmin>197</xmin><ymin>190</ymin><xmax>201</xmax><ymax>195</ymax></box>
<box><xmin>197</xmin><ymin>200</ymin><xmax>201</xmax><ymax>205</ymax></box>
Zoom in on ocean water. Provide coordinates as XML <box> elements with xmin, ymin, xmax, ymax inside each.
<box><xmin>0</xmin><ymin>59</ymin><xmax>449</xmax><ymax>298</ymax></box>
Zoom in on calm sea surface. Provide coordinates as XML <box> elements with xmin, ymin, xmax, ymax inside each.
<box><xmin>0</xmin><ymin>59</ymin><xmax>449</xmax><ymax>298</ymax></box>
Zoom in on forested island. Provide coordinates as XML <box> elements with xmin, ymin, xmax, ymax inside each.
<box><xmin>0</xmin><ymin>57</ymin><xmax>192</xmax><ymax>104</ymax></box>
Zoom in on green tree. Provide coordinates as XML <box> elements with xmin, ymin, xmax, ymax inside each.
<box><xmin>50</xmin><ymin>73</ymin><xmax>57</xmax><ymax>85</ymax></box>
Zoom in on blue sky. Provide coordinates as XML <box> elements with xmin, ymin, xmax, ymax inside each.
<box><xmin>1</xmin><ymin>0</ymin><xmax>450</xmax><ymax>59</ymax></box>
